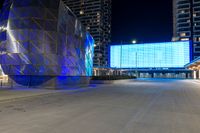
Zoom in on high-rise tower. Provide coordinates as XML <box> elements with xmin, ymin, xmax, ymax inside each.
<box><xmin>64</xmin><ymin>0</ymin><xmax>112</xmax><ymax>67</ymax></box>
<box><xmin>173</xmin><ymin>0</ymin><xmax>200</xmax><ymax>59</ymax></box>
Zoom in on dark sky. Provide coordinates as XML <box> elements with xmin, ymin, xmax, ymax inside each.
<box><xmin>0</xmin><ymin>0</ymin><xmax>173</xmax><ymax>43</ymax></box>
<box><xmin>112</xmin><ymin>0</ymin><xmax>173</xmax><ymax>43</ymax></box>
<box><xmin>0</xmin><ymin>0</ymin><xmax>4</xmax><ymax>12</ymax></box>
<box><xmin>0</xmin><ymin>0</ymin><xmax>3</xmax><ymax>9</ymax></box>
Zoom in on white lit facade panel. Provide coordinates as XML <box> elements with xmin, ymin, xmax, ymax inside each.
<box><xmin>110</xmin><ymin>41</ymin><xmax>190</xmax><ymax>68</ymax></box>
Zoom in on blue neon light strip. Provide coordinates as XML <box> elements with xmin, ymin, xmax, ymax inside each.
<box><xmin>110</xmin><ymin>41</ymin><xmax>190</xmax><ymax>68</ymax></box>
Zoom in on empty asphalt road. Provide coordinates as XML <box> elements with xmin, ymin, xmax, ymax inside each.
<box><xmin>0</xmin><ymin>79</ymin><xmax>200</xmax><ymax>133</ymax></box>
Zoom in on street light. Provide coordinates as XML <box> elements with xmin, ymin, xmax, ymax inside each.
<box><xmin>132</xmin><ymin>40</ymin><xmax>137</xmax><ymax>44</ymax></box>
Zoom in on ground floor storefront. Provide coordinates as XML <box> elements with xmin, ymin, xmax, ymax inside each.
<box><xmin>185</xmin><ymin>57</ymin><xmax>200</xmax><ymax>79</ymax></box>
<box><xmin>119</xmin><ymin>69</ymin><xmax>192</xmax><ymax>79</ymax></box>
<box><xmin>93</xmin><ymin>68</ymin><xmax>192</xmax><ymax>79</ymax></box>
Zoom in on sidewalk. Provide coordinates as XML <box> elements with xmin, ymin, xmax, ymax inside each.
<box><xmin>191</xmin><ymin>79</ymin><xmax>200</xmax><ymax>84</ymax></box>
<box><xmin>0</xmin><ymin>88</ymin><xmax>64</xmax><ymax>102</ymax></box>
<box><xmin>0</xmin><ymin>85</ymin><xmax>97</xmax><ymax>103</ymax></box>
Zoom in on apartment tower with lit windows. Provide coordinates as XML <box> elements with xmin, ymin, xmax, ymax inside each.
<box><xmin>63</xmin><ymin>0</ymin><xmax>112</xmax><ymax>67</ymax></box>
<box><xmin>173</xmin><ymin>0</ymin><xmax>200</xmax><ymax>59</ymax></box>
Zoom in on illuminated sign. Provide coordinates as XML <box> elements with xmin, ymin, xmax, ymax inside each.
<box><xmin>110</xmin><ymin>41</ymin><xmax>190</xmax><ymax>68</ymax></box>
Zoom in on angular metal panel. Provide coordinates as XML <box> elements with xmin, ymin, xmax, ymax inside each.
<box><xmin>0</xmin><ymin>0</ymin><xmax>94</xmax><ymax>79</ymax></box>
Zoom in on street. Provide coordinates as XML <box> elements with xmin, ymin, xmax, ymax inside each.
<box><xmin>0</xmin><ymin>79</ymin><xmax>200</xmax><ymax>133</ymax></box>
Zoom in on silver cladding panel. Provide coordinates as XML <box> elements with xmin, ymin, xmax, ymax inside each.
<box><xmin>0</xmin><ymin>0</ymin><xmax>94</xmax><ymax>76</ymax></box>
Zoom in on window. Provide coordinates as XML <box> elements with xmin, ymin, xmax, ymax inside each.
<box><xmin>180</xmin><ymin>33</ymin><xmax>186</xmax><ymax>37</ymax></box>
<box><xmin>181</xmin><ymin>38</ymin><xmax>189</xmax><ymax>41</ymax></box>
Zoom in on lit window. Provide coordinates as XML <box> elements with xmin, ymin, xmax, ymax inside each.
<box><xmin>180</xmin><ymin>33</ymin><xmax>186</xmax><ymax>37</ymax></box>
<box><xmin>87</xmin><ymin>26</ymin><xmax>90</xmax><ymax>30</ymax></box>
<box><xmin>181</xmin><ymin>38</ymin><xmax>189</xmax><ymax>41</ymax></box>
<box><xmin>80</xmin><ymin>10</ymin><xmax>84</xmax><ymax>15</ymax></box>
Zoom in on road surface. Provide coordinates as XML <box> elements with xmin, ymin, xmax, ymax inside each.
<box><xmin>0</xmin><ymin>79</ymin><xmax>200</xmax><ymax>133</ymax></box>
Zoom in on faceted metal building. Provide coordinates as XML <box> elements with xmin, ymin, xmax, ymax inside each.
<box><xmin>0</xmin><ymin>0</ymin><xmax>94</xmax><ymax>87</ymax></box>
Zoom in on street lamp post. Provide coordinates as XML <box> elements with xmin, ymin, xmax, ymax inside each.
<box><xmin>135</xmin><ymin>52</ymin><xmax>138</xmax><ymax>78</ymax></box>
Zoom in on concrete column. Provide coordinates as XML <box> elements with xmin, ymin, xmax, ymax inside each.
<box><xmin>193</xmin><ymin>71</ymin><xmax>197</xmax><ymax>79</ymax></box>
<box><xmin>93</xmin><ymin>70</ymin><xmax>97</xmax><ymax>76</ymax></box>
<box><xmin>119</xmin><ymin>70</ymin><xmax>122</xmax><ymax>76</ymax></box>
<box><xmin>198</xmin><ymin>70</ymin><xmax>200</xmax><ymax>79</ymax></box>
<box><xmin>186</xmin><ymin>73</ymin><xmax>189</xmax><ymax>79</ymax></box>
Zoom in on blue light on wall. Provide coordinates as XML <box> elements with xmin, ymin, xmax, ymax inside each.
<box><xmin>85</xmin><ymin>32</ymin><xmax>94</xmax><ymax>76</ymax></box>
<box><xmin>0</xmin><ymin>0</ymin><xmax>94</xmax><ymax>87</ymax></box>
<box><xmin>110</xmin><ymin>41</ymin><xmax>190</xmax><ymax>68</ymax></box>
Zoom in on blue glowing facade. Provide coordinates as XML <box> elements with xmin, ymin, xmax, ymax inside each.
<box><xmin>85</xmin><ymin>33</ymin><xmax>94</xmax><ymax>76</ymax></box>
<box><xmin>110</xmin><ymin>41</ymin><xmax>190</xmax><ymax>68</ymax></box>
<box><xmin>0</xmin><ymin>0</ymin><xmax>94</xmax><ymax>86</ymax></box>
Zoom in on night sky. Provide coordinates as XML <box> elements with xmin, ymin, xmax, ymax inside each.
<box><xmin>112</xmin><ymin>0</ymin><xmax>173</xmax><ymax>43</ymax></box>
<box><xmin>0</xmin><ymin>0</ymin><xmax>173</xmax><ymax>43</ymax></box>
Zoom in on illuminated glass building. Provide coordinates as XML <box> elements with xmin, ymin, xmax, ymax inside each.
<box><xmin>63</xmin><ymin>0</ymin><xmax>112</xmax><ymax>67</ymax></box>
<box><xmin>173</xmin><ymin>0</ymin><xmax>200</xmax><ymax>59</ymax></box>
<box><xmin>109</xmin><ymin>41</ymin><xmax>192</xmax><ymax>78</ymax></box>
<box><xmin>0</xmin><ymin>0</ymin><xmax>94</xmax><ymax>87</ymax></box>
